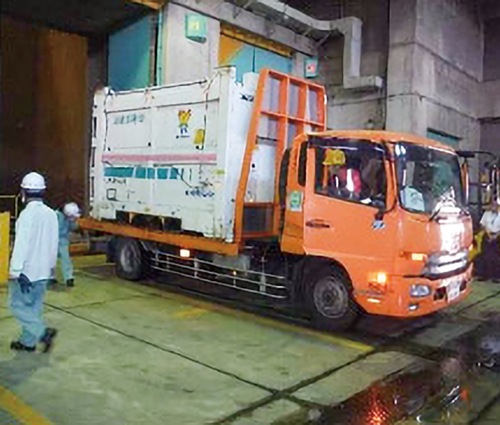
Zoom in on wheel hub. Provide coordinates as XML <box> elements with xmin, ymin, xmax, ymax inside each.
<box><xmin>120</xmin><ymin>245</ymin><xmax>138</xmax><ymax>273</ymax></box>
<box><xmin>313</xmin><ymin>277</ymin><xmax>348</xmax><ymax>319</ymax></box>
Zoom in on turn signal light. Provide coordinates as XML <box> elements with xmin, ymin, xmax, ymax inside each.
<box><xmin>410</xmin><ymin>253</ymin><xmax>426</xmax><ymax>262</ymax></box>
<box><xmin>376</xmin><ymin>272</ymin><xmax>387</xmax><ymax>284</ymax></box>
<box><xmin>402</xmin><ymin>252</ymin><xmax>427</xmax><ymax>262</ymax></box>
<box><xmin>368</xmin><ymin>272</ymin><xmax>388</xmax><ymax>294</ymax></box>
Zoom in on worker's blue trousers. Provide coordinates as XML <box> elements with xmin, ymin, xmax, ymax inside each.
<box><xmin>9</xmin><ymin>279</ymin><xmax>48</xmax><ymax>348</ymax></box>
<box><xmin>58</xmin><ymin>242</ymin><xmax>74</xmax><ymax>282</ymax></box>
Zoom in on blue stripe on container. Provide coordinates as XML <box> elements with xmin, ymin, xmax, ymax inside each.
<box><xmin>135</xmin><ymin>167</ymin><xmax>146</xmax><ymax>179</ymax></box>
<box><xmin>170</xmin><ymin>167</ymin><xmax>183</xmax><ymax>179</ymax></box>
<box><xmin>104</xmin><ymin>166</ymin><xmax>183</xmax><ymax>180</ymax></box>
<box><xmin>157</xmin><ymin>168</ymin><xmax>169</xmax><ymax>180</ymax></box>
<box><xmin>104</xmin><ymin>167</ymin><xmax>134</xmax><ymax>178</ymax></box>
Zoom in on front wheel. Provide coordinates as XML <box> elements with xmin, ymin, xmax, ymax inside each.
<box><xmin>115</xmin><ymin>238</ymin><xmax>144</xmax><ymax>281</ymax></box>
<box><xmin>306</xmin><ymin>265</ymin><xmax>359</xmax><ymax>331</ymax></box>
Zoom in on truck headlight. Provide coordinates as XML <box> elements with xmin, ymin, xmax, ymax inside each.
<box><xmin>410</xmin><ymin>284</ymin><xmax>431</xmax><ymax>298</ymax></box>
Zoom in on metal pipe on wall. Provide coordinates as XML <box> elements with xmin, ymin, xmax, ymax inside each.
<box><xmin>253</xmin><ymin>0</ymin><xmax>383</xmax><ymax>90</ymax></box>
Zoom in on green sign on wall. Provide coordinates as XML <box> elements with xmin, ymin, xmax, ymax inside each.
<box><xmin>185</xmin><ymin>13</ymin><xmax>207</xmax><ymax>42</ymax></box>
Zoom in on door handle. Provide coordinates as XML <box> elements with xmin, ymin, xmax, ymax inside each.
<box><xmin>306</xmin><ymin>219</ymin><xmax>331</xmax><ymax>229</ymax></box>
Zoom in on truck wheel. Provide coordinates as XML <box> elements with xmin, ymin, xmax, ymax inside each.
<box><xmin>306</xmin><ymin>265</ymin><xmax>359</xmax><ymax>331</ymax></box>
<box><xmin>115</xmin><ymin>238</ymin><xmax>143</xmax><ymax>281</ymax></box>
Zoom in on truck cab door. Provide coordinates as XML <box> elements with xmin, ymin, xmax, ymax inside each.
<box><xmin>303</xmin><ymin>139</ymin><xmax>398</xmax><ymax>289</ymax></box>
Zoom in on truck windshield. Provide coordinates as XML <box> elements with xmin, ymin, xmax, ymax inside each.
<box><xmin>394</xmin><ymin>142</ymin><xmax>465</xmax><ymax>214</ymax></box>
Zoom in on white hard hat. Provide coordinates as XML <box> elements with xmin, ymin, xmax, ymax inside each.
<box><xmin>21</xmin><ymin>172</ymin><xmax>46</xmax><ymax>190</ymax></box>
<box><xmin>63</xmin><ymin>202</ymin><xmax>81</xmax><ymax>218</ymax></box>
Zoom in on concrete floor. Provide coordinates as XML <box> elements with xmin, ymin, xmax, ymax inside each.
<box><xmin>0</xmin><ymin>256</ymin><xmax>499</xmax><ymax>425</ymax></box>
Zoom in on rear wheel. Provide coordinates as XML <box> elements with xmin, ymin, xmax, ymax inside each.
<box><xmin>306</xmin><ymin>265</ymin><xmax>359</xmax><ymax>331</ymax></box>
<box><xmin>115</xmin><ymin>238</ymin><xmax>143</xmax><ymax>281</ymax></box>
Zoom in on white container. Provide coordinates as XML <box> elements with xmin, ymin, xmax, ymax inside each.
<box><xmin>90</xmin><ymin>67</ymin><xmax>271</xmax><ymax>242</ymax></box>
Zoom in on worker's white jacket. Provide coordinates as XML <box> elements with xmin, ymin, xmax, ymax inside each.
<box><xmin>481</xmin><ymin>210</ymin><xmax>500</xmax><ymax>235</ymax></box>
<box><xmin>9</xmin><ymin>200</ymin><xmax>59</xmax><ymax>282</ymax></box>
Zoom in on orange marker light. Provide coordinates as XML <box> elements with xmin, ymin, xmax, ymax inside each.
<box><xmin>376</xmin><ymin>272</ymin><xmax>387</xmax><ymax>284</ymax></box>
<box><xmin>402</xmin><ymin>252</ymin><xmax>427</xmax><ymax>262</ymax></box>
<box><xmin>368</xmin><ymin>272</ymin><xmax>388</xmax><ymax>294</ymax></box>
<box><xmin>410</xmin><ymin>253</ymin><xmax>426</xmax><ymax>262</ymax></box>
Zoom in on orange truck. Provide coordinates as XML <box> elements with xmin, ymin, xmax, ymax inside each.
<box><xmin>80</xmin><ymin>67</ymin><xmax>473</xmax><ymax>330</ymax></box>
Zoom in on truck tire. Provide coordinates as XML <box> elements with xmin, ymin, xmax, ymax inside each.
<box><xmin>115</xmin><ymin>238</ymin><xmax>143</xmax><ymax>281</ymax></box>
<box><xmin>306</xmin><ymin>265</ymin><xmax>359</xmax><ymax>331</ymax></box>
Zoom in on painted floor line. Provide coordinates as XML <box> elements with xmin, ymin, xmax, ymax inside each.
<box><xmin>0</xmin><ymin>385</ymin><xmax>52</xmax><ymax>425</ymax></box>
<box><xmin>53</xmin><ymin>294</ymin><xmax>151</xmax><ymax>311</ymax></box>
<box><xmin>145</xmin><ymin>289</ymin><xmax>373</xmax><ymax>353</ymax></box>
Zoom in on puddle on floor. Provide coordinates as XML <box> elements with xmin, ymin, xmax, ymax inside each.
<box><xmin>274</xmin><ymin>324</ymin><xmax>500</xmax><ymax>425</ymax></box>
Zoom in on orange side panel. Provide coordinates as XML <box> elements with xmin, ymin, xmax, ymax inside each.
<box><xmin>281</xmin><ymin>133</ymin><xmax>309</xmax><ymax>255</ymax></box>
<box><xmin>79</xmin><ymin>218</ymin><xmax>239</xmax><ymax>256</ymax></box>
<box><xmin>234</xmin><ymin>69</ymin><xmax>326</xmax><ymax>245</ymax></box>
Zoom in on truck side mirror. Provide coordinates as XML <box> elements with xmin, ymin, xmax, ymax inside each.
<box><xmin>456</xmin><ymin>150</ymin><xmax>476</xmax><ymax>159</ymax></box>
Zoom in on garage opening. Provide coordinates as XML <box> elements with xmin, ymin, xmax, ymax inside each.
<box><xmin>0</xmin><ymin>1</ymin><xmax>160</xmax><ymax>213</ymax></box>
<box><xmin>219</xmin><ymin>23</ymin><xmax>293</xmax><ymax>82</ymax></box>
<box><xmin>0</xmin><ymin>17</ymin><xmax>88</xmax><ymax>210</ymax></box>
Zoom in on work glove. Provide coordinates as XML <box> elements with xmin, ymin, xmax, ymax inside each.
<box><xmin>18</xmin><ymin>273</ymin><xmax>33</xmax><ymax>294</ymax></box>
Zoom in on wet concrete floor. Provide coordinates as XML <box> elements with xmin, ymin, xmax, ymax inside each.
<box><xmin>0</xmin><ymin>255</ymin><xmax>499</xmax><ymax>425</ymax></box>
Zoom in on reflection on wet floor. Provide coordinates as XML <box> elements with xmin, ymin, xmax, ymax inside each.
<box><xmin>275</xmin><ymin>324</ymin><xmax>500</xmax><ymax>425</ymax></box>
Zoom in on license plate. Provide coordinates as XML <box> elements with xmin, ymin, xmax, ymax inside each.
<box><xmin>446</xmin><ymin>280</ymin><xmax>461</xmax><ymax>302</ymax></box>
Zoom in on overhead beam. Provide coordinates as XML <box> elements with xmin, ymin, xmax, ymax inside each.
<box><xmin>129</xmin><ymin>0</ymin><xmax>166</xmax><ymax>10</ymax></box>
<box><xmin>169</xmin><ymin>0</ymin><xmax>317</xmax><ymax>55</ymax></box>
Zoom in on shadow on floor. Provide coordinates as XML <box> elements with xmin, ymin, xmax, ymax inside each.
<box><xmin>0</xmin><ymin>352</ymin><xmax>51</xmax><ymax>388</ymax></box>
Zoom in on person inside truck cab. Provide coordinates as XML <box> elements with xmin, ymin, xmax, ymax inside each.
<box><xmin>360</xmin><ymin>156</ymin><xmax>386</xmax><ymax>206</ymax></box>
<box><xmin>322</xmin><ymin>149</ymin><xmax>362</xmax><ymax>199</ymax></box>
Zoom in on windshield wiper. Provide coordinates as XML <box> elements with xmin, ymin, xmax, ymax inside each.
<box><xmin>429</xmin><ymin>189</ymin><xmax>467</xmax><ymax>221</ymax></box>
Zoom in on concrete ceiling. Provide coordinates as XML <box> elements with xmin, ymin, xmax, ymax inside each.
<box><xmin>227</xmin><ymin>0</ymin><xmax>346</xmax><ymax>40</ymax></box>
<box><xmin>0</xmin><ymin>0</ymin><xmax>161</xmax><ymax>36</ymax></box>
<box><xmin>229</xmin><ymin>0</ymin><xmax>348</xmax><ymax>20</ymax></box>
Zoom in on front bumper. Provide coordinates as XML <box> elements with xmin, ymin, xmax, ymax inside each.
<box><xmin>354</xmin><ymin>264</ymin><xmax>473</xmax><ymax>318</ymax></box>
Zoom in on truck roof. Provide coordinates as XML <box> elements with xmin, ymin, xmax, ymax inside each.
<box><xmin>307</xmin><ymin>130</ymin><xmax>457</xmax><ymax>153</ymax></box>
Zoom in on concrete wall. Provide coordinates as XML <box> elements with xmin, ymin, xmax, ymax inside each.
<box><xmin>162</xmin><ymin>3</ymin><xmax>220</xmax><ymax>84</ymax></box>
<box><xmin>481</xmin><ymin>120</ymin><xmax>500</xmax><ymax>156</ymax></box>
<box><xmin>316</xmin><ymin>0</ymin><xmax>390</xmax><ymax>130</ymax></box>
<box><xmin>161</xmin><ymin>1</ymin><xmax>311</xmax><ymax>85</ymax></box>
<box><xmin>386</xmin><ymin>0</ymin><xmax>484</xmax><ymax>150</ymax></box>
<box><xmin>313</xmin><ymin>0</ymin><xmax>499</xmax><ymax>152</ymax></box>
<box><xmin>480</xmin><ymin>80</ymin><xmax>500</xmax><ymax>120</ymax></box>
<box><xmin>483</xmin><ymin>17</ymin><xmax>500</xmax><ymax>82</ymax></box>
<box><xmin>480</xmin><ymin>13</ymin><xmax>500</xmax><ymax>153</ymax></box>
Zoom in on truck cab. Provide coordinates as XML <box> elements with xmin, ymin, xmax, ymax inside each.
<box><xmin>281</xmin><ymin>131</ymin><xmax>473</xmax><ymax>327</ymax></box>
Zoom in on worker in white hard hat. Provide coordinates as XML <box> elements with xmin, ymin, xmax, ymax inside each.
<box><xmin>8</xmin><ymin>172</ymin><xmax>59</xmax><ymax>353</ymax></box>
<box><xmin>54</xmin><ymin>202</ymin><xmax>81</xmax><ymax>287</ymax></box>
